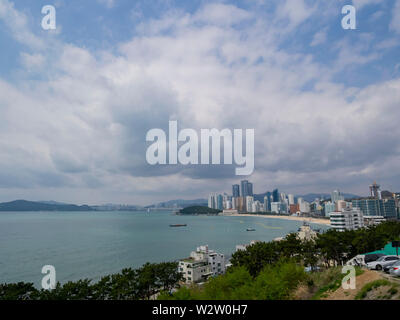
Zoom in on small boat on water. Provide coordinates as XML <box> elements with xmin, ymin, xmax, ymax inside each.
<box><xmin>169</xmin><ymin>224</ymin><xmax>187</xmax><ymax>227</ymax></box>
<box><xmin>246</xmin><ymin>228</ymin><xmax>256</xmax><ymax>232</ymax></box>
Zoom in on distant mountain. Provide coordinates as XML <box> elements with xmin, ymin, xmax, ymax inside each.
<box><xmin>0</xmin><ymin>200</ymin><xmax>94</xmax><ymax>212</ymax></box>
<box><xmin>38</xmin><ymin>201</ymin><xmax>70</xmax><ymax>205</ymax></box>
<box><xmin>147</xmin><ymin>199</ymin><xmax>208</xmax><ymax>209</ymax></box>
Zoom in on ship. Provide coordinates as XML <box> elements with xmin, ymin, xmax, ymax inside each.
<box><xmin>169</xmin><ymin>224</ymin><xmax>187</xmax><ymax>227</ymax></box>
<box><xmin>246</xmin><ymin>228</ymin><xmax>256</xmax><ymax>232</ymax></box>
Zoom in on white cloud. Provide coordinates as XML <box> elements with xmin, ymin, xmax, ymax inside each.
<box><xmin>276</xmin><ymin>0</ymin><xmax>315</xmax><ymax>29</ymax></box>
<box><xmin>311</xmin><ymin>28</ymin><xmax>327</xmax><ymax>46</ymax></box>
<box><xmin>0</xmin><ymin>0</ymin><xmax>44</xmax><ymax>49</ymax></box>
<box><xmin>20</xmin><ymin>52</ymin><xmax>45</xmax><ymax>70</ymax></box>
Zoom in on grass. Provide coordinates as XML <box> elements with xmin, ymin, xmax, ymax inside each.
<box><xmin>354</xmin><ymin>279</ymin><xmax>396</xmax><ymax>300</ymax></box>
<box><xmin>310</xmin><ymin>267</ymin><xmax>364</xmax><ymax>300</ymax></box>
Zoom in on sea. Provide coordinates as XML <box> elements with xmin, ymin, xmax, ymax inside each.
<box><xmin>0</xmin><ymin>211</ymin><xmax>329</xmax><ymax>287</ymax></box>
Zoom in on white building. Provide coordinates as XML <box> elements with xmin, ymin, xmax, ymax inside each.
<box><xmin>330</xmin><ymin>208</ymin><xmax>364</xmax><ymax>232</ymax></box>
<box><xmin>208</xmin><ymin>193</ymin><xmax>216</xmax><ymax>209</ymax></box>
<box><xmin>236</xmin><ymin>240</ymin><xmax>260</xmax><ymax>252</ymax></box>
<box><xmin>179</xmin><ymin>245</ymin><xmax>226</xmax><ymax>284</ymax></box>
<box><xmin>252</xmin><ymin>200</ymin><xmax>261</xmax><ymax>213</ymax></box>
<box><xmin>246</xmin><ymin>196</ymin><xmax>254</xmax><ymax>212</ymax></box>
<box><xmin>271</xmin><ymin>202</ymin><xmax>281</xmax><ymax>214</ymax></box>
<box><xmin>297</xmin><ymin>223</ymin><xmax>318</xmax><ymax>241</ymax></box>
<box><xmin>324</xmin><ymin>201</ymin><xmax>336</xmax><ymax>217</ymax></box>
<box><xmin>263</xmin><ymin>196</ymin><xmax>269</xmax><ymax>212</ymax></box>
<box><xmin>363</xmin><ymin>216</ymin><xmax>386</xmax><ymax>226</ymax></box>
<box><xmin>288</xmin><ymin>194</ymin><xmax>295</xmax><ymax>205</ymax></box>
<box><xmin>299</xmin><ymin>200</ymin><xmax>310</xmax><ymax>213</ymax></box>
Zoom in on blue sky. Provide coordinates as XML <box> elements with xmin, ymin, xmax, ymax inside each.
<box><xmin>0</xmin><ymin>0</ymin><xmax>399</xmax><ymax>204</ymax></box>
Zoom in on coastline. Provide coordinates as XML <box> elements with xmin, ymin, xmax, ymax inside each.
<box><xmin>228</xmin><ymin>213</ymin><xmax>331</xmax><ymax>226</ymax></box>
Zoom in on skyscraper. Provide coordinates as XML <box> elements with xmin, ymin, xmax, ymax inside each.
<box><xmin>232</xmin><ymin>184</ymin><xmax>240</xmax><ymax>198</ymax></box>
<box><xmin>246</xmin><ymin>196</ymin><xmax>254</xmax><ymax>212</ymax></box>
<box><xmin>331</xmin><ymin>190</ymin><xmax>344</xmax><ymax>203</ymax></box>
<box><xmin>263</xmin><ymin>196</ymin><xmax>269</xmax><ymax>213</ymax></box>
<box><xmin>272</xmin><ymin>189</ymin><xmax>279</xmax><ymax>202</ymax></box>
<box><xmin>217</xmin><ymin>194</ymin><xmax>223</xmax><ymax>210</ymax></box>
<box><xmin>241</xmin><ymin>180</ymin><xmax>250</xmax><ymax>197</ymax></box>
<box><xmin>208</xmin><ymin>194</ymin><xmax>216</xmax><ymax>209</ymax></box>
<box><xmin>248</xmin><ymin>183</ymin><xmax>253</xmax><ymax>196</ymax></box>
<box><xmin>288</xmin><ymin>194</ymin><xmax>295</xmax><ymax>205</ymax></box>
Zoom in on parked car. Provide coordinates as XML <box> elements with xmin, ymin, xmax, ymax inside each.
<box><xmin>383</xmin><ymin>260</ymin><xmax>399</xmax><ymax>273</ymax></box>
<box><xmin>364</xmin><ymin>253</ymin><xmax>385</xmax><ymax>264</ymax></box>
<box><xmin>367</xmin><ymin>255</ymin><xmax>400</xmax><ymax>270</ymax></box>
<box><xmin>346</xmin><ymin>255</ymin><xmax>366</xmax><ymax>266</ymax></box>
<box><xmin>389</xmin><ymin>260</ymin><xmax>400</xmax><ymax>277</ymax></box>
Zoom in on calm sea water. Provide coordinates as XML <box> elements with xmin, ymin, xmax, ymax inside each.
<box><xmin>0</xmin><ymin>211</ymin><xmax>328</xmax><ymax>287</ymax></box>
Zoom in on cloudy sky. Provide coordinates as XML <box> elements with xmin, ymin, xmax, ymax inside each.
<box><xmin>0</xmin><ymin>0</ymin><xmax>399</xmax><ymax>205</ymax></box>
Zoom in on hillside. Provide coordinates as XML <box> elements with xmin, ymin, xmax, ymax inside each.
<box><xmin>178</xmin><ymin>206</ymin><xmax>221</xmax><ymax>215</ymax></box>
<box><xmin>0</xmin><ymin>200</ymin><xmax>94</xmax><ymax>211</ymax></box>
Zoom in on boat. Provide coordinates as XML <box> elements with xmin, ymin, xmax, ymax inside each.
<box><xmin>169</xmin><ymin>224</ymin><xmax>187</xmax><ymax>227</ymax></box>
<box><xmin>246</xmin><ymin>228</ymin><xmax>256</xmax><ymax>232</ymax></box>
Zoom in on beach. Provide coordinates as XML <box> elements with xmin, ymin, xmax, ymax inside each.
<box><xmin>229</xmin><ymin>213</ymin><xmax>331</xmax><ymax>226</ymax></box>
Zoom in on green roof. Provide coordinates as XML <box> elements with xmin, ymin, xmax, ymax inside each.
<box><xmin>365</xmin><ymin>242</ymin><xmax>400</xmax><ymax>256</ymax></box>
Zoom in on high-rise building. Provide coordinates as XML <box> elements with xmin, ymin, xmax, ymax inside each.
<box><xmin>300</xmin><ymin>200</ymin><xmax>310</xmax><ymax>213</ymax></box>
<box><xmin>232</xmin><ymin>184</ymin><xmax>240</xmax><ymax>198</ymax></box>
<box><xmin>330</xmin><ymin>208</ymin><xmax>364</xmax><ymax>232</ymax></box>
<box><xmin>272</xmin><ymin>189</ymin><xmax>279</xmax><ymax>202</ymax></box>
<box><xmin>240</xmin><ymin>180</ymin><xmax>249</xmax><ymax>197</ymax></box>
<box><xmin>331</xmin><ymin>190</ymin><xmax>344</xmax><ymax>203</ymax></box>
<box><xmin>369</xmin><ymin>181</ymin><xmax>382</xmax><ymax>200</ymax></box>
<box><xmin>290</xmin><ymin>204</ymin><xmax>300</xmax><ymax>214</ymax></box>
<box><xmin>324</xmin><ymin>202</ymin><xmax>336</xmax><ymax>217</ymax></box>
<box><xmin>352</xmin><ymin>199</ymin><xmax>396</xmax><ymax>219</ymax></box>
<box><xmin>208</xmin><ymin>194</ymin><xmax>216</xmax><ymax>209</ymax></box>
<box><xmin>271</xmin><ymin>202</ymin><xmax>281</xmax><ymax>214</ymax></box>
<box><xmin>252</xmin><ymin>201</ymin><xmax>261</xmax><ymax>213</ymax></box>
<box><xmin>248</xmin><ymin>183</ymin><xmax>253</xmax><ymax>196</ymax></box>
<box><xmin>217</xmin><ymin>194</ymin><xmax>223</xmax><ymax>210</ymax></box>
<box><xmin>236</xmin><ymin>197</ymin><xmax>245</xmax><ymax>213</ymax></box>
<box><xmin>263</xmin><ymin>196</ymin><xmax>269</xmax><ymax>213</ymax></box>
<box><xmin>336</xmin><ymin>200</ymin><xmax>348</xmax><ymax>212</ymax></box>
<box><xmin>288</xmin><ymin>194</ymin><xmax>295</xmax><ymax>205</ymax></box>
<box><xmin>246</xmin><ymin>196</ymin><xmax>254</xmax><ymax>212</ymax></box>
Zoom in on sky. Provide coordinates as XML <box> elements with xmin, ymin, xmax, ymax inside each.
<box><xmin>0</xmin><ymin>0</ymin><xmax>399</xmax><ymax>205</ymax></box>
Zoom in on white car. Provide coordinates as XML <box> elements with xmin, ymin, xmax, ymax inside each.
<box><xmin>366</xmin><ymin>255</ymin><xmax>400</xmax><ymax>270</ymax></box>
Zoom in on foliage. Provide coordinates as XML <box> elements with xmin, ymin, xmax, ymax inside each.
<box><xmin>159</xmin><ymin>261</ymin><xmax>307</xmax><ymax>300</ymax></box>
<box><xmin>354</xmin><ymin>279</ymin><xmax>394</xmax><ymax>300</ymax></box>
<box><xmin>178</xmin><ymin>206</ymin><xmax>221</xmax><ymax>215</ymax></box>
<box><xmin>231</xmin><ymin>221</ymin><xmax>400</xmax><ymax>275</ymax></box>
<box><xmin>0</xmin><ymin>262</ymin><xmax>182</xmax><ymax>301</ymax></box>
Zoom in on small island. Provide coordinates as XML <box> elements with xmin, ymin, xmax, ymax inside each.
<box><xmin>177</xmin><ymin>206</ymin><xmax>221</xmax><ymax>215</ymax></box>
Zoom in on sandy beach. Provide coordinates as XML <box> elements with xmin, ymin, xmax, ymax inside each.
<box><xmin>229</xmin><ymin>213</ymin><xmax>331</xmax><ymax>226</ymax></box>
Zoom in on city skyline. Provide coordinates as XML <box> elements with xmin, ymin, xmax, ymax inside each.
<box><xmin>1</xmin><ymin>0</ymin><xmax>400</xmax><ymax>205</ymax></box>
